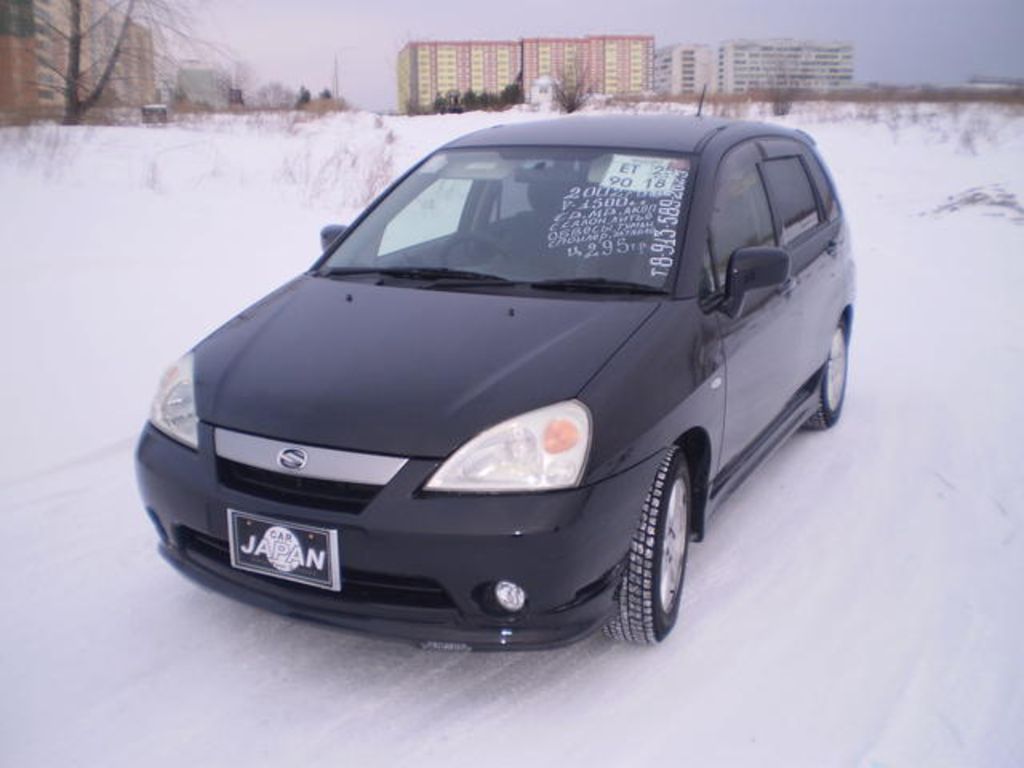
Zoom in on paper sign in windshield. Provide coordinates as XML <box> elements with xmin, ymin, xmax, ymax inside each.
<box><xmin>599</xmin><ymin>155</ymin><xmax>688</xmax><ymax>196</ymax></box>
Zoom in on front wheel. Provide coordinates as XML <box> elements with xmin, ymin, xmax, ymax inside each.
<box><xmin>604</xmin><ymin>448</ymin><xmax>691</xmax><ymax>645</ymax></box>
<box><xmin>805</xmin><ymin>321</ymin><xmax>849</xmax><ymax>430</ymax></box>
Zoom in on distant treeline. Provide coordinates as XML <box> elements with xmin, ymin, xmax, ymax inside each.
<box><xmin>429</xmin><ymin>84</ymin><xmax>524</xmax><ymax>114</ymax></box>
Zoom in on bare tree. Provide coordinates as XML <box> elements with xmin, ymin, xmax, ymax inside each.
<box><xmin>552</xmin><ymin>59</ymin><xmax>592</xmax><ymax>114</ymax></box>
<box><xmin>251</xmin><ymin>82</ymin><xmax>297</xmax><ymax>110</ymax></box>
<box><xmin>211</xmin><ymin>64</ymin><xmax>235</xmax><ymax>104</ymax></box>
<box><xmin>33</xmin><ymin>0</ymin><xmax>201</xmax><ymax>124</ymax></box>
<box><xmin>231</xmin><ymin>60</ymin><xmax>254</xmax><ymax>99</ymax></box>
<box><xmin>765</xmin><ymin>55</ymin><xmax>798</xmax><ymax>117</ymax></box>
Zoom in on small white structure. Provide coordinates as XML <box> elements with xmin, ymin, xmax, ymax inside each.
<box><xmin>176</xmin><ymin>63</ymin><xmax>227</xmax><ymax>109</ymax></box>
<box><xmin>529</xmin><ymin>76</ymin><xmax>556</xmax><ymax>109</ymax></box>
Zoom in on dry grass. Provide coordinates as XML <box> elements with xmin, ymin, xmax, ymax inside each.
<box><xmin>300</xmin><ymin>98</ymin><xmax>350</xmax><ymax>116</ymax></box>
<box><xmin>274</xmin><ymin>117</ymin><xmax>395</xmax><ymax>208</ymax></box>
<box><xmin>601</xmin><ymin>88</ymin><xmax>1024</xmax><ymax>156</ymax></box>
<box><xmin>930</xmin><ymin>185</ymin><xmax>1024</xmax><ymax>224</ymax></box>
<box><xmin>0</xmin><ymin>99</ymin><xmax>352</xmax><ymax>128</ymax></box>
<box><xmin>616</xmin><ymin>86</ymin><xmax>1024</xmax><ymax>110</ymax></box>
<box><xmin>0</xmin><ymin>123</ymin><xmax>75</xmax><ymax>178</ymax></box>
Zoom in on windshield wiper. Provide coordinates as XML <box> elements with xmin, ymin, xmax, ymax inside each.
<box><xmin>322</xmin><ymin>268</ymin><xmax>666</xmax><ymax>295</ymax></box>
<box><xmin>322</xmin><ymin>266</ymin><xmax>513</xmax><ymax>284</ymax></box>
<box><xmin>529</xmin><ymin>277</ymin><xmax>668</xmax><ymax>295</ymax></box>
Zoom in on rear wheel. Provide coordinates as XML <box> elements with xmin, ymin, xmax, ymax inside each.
<box><xmin>604</xmin><ymin>448</ymin><xmax>691</xmax><ymax>645</ymax></box>
<box><xmin>805</xmin><ymin>321</ymin><xmax>849</xmax><ymax>430</ymax></box>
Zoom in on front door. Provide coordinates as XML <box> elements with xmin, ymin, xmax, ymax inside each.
<box><xmin>706</xmin><ymin>141</ymin><xmax>804</xmax><ymax>470</ymax></box>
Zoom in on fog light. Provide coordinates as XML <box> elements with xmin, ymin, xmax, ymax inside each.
<box><xmin>494</xmin><ymin>580</ymin><xmax>526</xmax><ymax>612</ymax></box>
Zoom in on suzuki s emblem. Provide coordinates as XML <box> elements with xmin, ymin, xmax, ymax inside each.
<box><xmin>277</xmin><ymin>447</ymin><xmax>308</xmax><ymax>471</ymax></box>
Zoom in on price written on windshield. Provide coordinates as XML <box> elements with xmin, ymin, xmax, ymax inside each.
<box><xmin>547</xmin><ymin>155</ymin><xmax>690</xmax><ymax>282</ymax></box>
<box><xmin>602</xmin><ymin>155</ymin><xmax>689</xmax><ymax>278</ymax></box>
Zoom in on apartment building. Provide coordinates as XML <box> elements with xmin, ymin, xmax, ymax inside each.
<box><xmin>654</xmin><ymin>43</ymin><xmax>714</xmax><ymax>95</ymax></box>
<box><xmin>89</xmin><ymin>11</ymin><xmax>155</xmax><ymax>106</ymax></box>
<box><xmin>397</xmin><ymin>40</ymin><xmax>521</xmax><ymax>113</ymax></box>
<box><xmin>0</xmin><ymin>0</ymin><xmax>155</xmax><ymax>114</ymax></box>
<box><xmin>521</xmin><ymin>35</ymin><xmax>653</xmax><ymax>99</ymax></box>
<box><xmin>582</xmin><ymin>35</ymin><xmax>653</xmax><ymax>96</ymax></box>
<box><xmin>398</xmin><ymin>34</ymin><xmax>654</xmax><ymax>113</ymax></box>
<box><xmin>717</xmin><ymin>39</ymin><xmax>854</xmax><ymax>93</ymax></box>
<box><xmin>521</xmin><ymin>37</ymin><xmax>586</xmax><ymax>92</ymax></box>
<box><xmin>0</xmin><ymin>0</ymin><xmax>37</xmax><ymax>111</ymax></box>
<box><xmin>0</xmin><ymin>0</ymin><xmax>80</xmax><ymax>111</ymax></box>
<box><xmin>31</xmin><ymin>0</ymin><xmax>72</xmax><ymax>108</ymax></box>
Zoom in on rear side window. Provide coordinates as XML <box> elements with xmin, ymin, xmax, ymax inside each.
<box><xmin>760</xmin><ymin>157</ymin><xmax>821</xmax><ymax>244</ymax></box>
<box><xmin>708</xmin><ymin>142</ymin><xmax>775</xmax><ymax>290</ymax></box>
<box><xmin>804</xmin><ymin>151</ymin><xmax>839</xmax><ymax>222</ymax></box>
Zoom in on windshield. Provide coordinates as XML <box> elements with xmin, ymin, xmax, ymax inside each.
<box><xmin>322</xmin><ymin>146</ymin><xmax>693</xmax><ymax>292</ymax></box>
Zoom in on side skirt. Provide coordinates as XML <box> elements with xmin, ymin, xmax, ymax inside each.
<box><xmin>707</xmin><ymin>368</ymin><xmax>822</xmax><ymax>517</ymax></box>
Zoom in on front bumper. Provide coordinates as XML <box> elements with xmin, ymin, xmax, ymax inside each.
<box><xmin>135</xmin><ymin>423</ymin><xmax>664</xmax><ymax>649</ymax></box>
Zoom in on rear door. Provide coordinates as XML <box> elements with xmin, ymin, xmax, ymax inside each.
<box><xmin>758</xmin><ymin>140</ymin><xmax>842</xmax><ymax>382</ymax></box>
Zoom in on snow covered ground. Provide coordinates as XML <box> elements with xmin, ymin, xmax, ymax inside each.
<box><xmin>1</xmin><ymin>103</ymin><xmax>1023</xmax><ymax>767</ymax></box>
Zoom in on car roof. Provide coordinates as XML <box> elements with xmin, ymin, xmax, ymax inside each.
<box><xmin>442</xmin><ymin>114</ymin><xmax>807</xmax><ymax>155</ymax></box>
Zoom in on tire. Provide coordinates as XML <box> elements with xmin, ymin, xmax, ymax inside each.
<box><xmin>804</xmin><ymin>321</ymin><xmax>849</xmax><ymax>430</ymax></box>
<box><xmin>604</xmin><ymin>448</ymin><xmax>691</xmax><ymax>645</ymax></box>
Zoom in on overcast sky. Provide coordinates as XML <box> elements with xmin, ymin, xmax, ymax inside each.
<box><xmin>198</xmin><ymin>0</ymin><xmax>1024</xmax><ymax>112</ymax></box>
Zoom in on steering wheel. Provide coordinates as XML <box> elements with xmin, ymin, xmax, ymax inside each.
<box><xmin>439</xmin><ymin>232</ymin><xmax>512</xmax><ymax>269</ymax></box>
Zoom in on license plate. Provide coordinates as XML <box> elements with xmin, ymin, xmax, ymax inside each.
<box><xmin>227</xmin><ymin>509</ymin><xmax>341</xmax><ymax>591</ymax></box>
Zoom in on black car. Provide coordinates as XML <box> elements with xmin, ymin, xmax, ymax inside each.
<box><xmin>136</xmin><ymin>115</ymin><xmax>854</xmax><ymax>650</ymax></box>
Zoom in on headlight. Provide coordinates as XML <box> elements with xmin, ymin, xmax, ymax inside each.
<box><xmin>425</xmin><ymin>400</ymin><xmax>591</xmax><ymax>493</ymax></box>
<box><xmin>150</xmin><ymin>353</ymin><xmax>198</xmax><ymax>449</ymax></box>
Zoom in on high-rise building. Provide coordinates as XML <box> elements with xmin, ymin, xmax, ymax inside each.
<box><xmin>583</xmin><ymin>35</ymin><xmax>654</xmax><ymax>96</ymax></box>
<box><xmin>521</xmin><ymin>37</ymin><xmax>587</xmax><ymax>92</ymax></box>
<box><xmin>0</xmin><ymin>0</ymin><xmax>37</xmax><ymax>111</ymax></box>
<box><xmin>1</xmin><ymin>0</ymin><xmax>90</xmax><ymax>112</ymax></box>
<box><xmin>90</xmin><ymin>13</ymin><xmax>156</xmax><ymax>106</ymax></box>
<box><xmin>654</xmin><ymin>44</ymin><xmax>714</xmax><ymax>95</ymax></box>
<box><xmin>716</xmin><ymin>39</ymin><xmax>854</xmax><ymax>93</ymax></box>
<box><xmin>397</xmin><ymin>40</ymin><xmax>521</xmax><ymax>113</ymax></box>
<box><xmin>32</xmin><ymin>0</ymin><xmax>74</xmax><ymax>108</ymax></box>
<box><xmin>0</xmin><ymin>0</ymin><xmax>155</xmax><ymax>114</ymax></box>
<box><xmin>521</xmin><ymin>35</ymin><xmax>653</xmax><ymax>99</ymax></box>
<box><xmin>398</xmin><ymin>34</ymin><xmax>655</xmax><ymax>113</ymax></box>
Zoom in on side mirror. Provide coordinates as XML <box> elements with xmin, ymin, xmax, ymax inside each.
<box><xmin>320</xmin><ymin>224</ymin><xmax>348</xmax><ymax>252</ymax></box>
<box><xmin>720</xmin><ymin>246</ymin><xmax>790</xmax><ymax>318</ymax></box>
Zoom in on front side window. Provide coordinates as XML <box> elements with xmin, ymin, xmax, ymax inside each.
<box><xmin>323</xmin><ymin>147</ymin><xmax>694</xmax><ymax>291</ymax></box>
<box><xmin>708</xmin><ymin>143</ymin><xmax>775</xmax><ymax>290</ymax></box>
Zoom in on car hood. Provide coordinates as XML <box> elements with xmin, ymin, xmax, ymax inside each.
<box><xmin>195</xmin><ymin>275</ymin><xmax>658</xmax><ymax>458</ymax></box>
